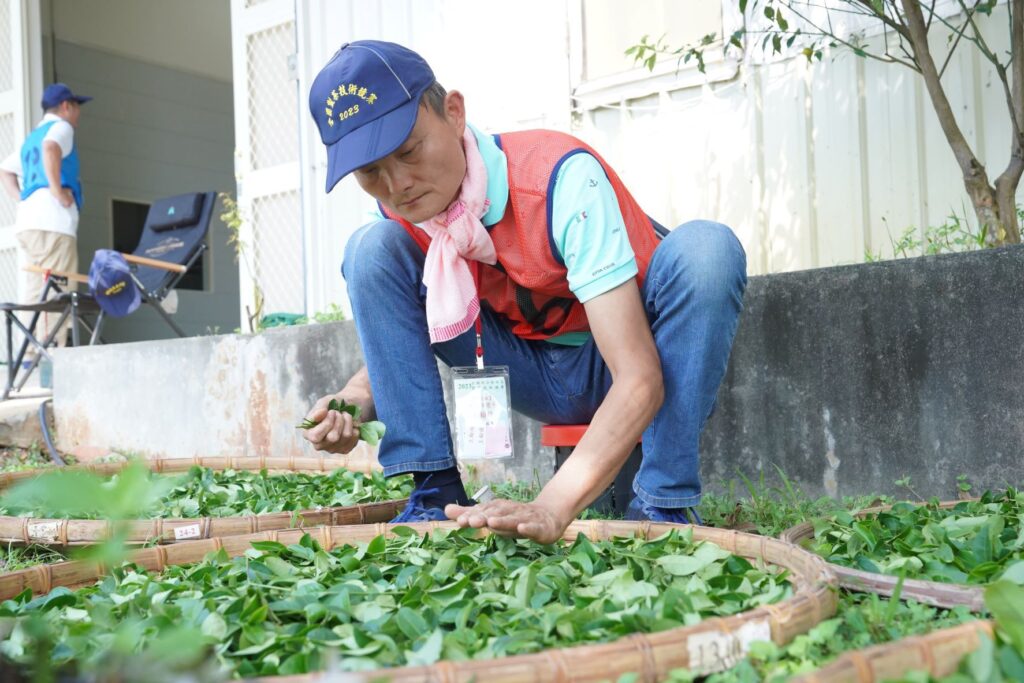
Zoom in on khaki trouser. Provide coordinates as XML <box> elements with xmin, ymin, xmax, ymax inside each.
<box><xmin>17</xmin><ymin>229</ymin><xmax>78</xmax><ymax>354</ymax></box>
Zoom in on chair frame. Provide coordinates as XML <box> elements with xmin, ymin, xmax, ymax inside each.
<box><xmin>1</xmin><ymin>246</ymin><xmax>203</xmax><ymax>401</ymax></box>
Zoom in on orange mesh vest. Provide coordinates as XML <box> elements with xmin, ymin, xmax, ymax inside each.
<box><xmin>382</xmin><ymin>129</ymin><xmax>661</xmax><ymax>340</ymax></box>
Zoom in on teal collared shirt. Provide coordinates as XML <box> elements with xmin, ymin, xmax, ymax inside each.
<box><xmin>473</xmin><ymin>125</ymin><xmax>637</xmax><ymax>346</ymax></box>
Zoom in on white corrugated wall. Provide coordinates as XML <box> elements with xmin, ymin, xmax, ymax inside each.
<box><xmin>230</xmin><ymin>0</ymin><xmax>1015</xmax><ymax>318</ymax></box>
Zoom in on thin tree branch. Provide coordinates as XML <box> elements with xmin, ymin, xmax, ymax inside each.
<box><xmin>853</xmin><ymin>0</ymin><xmax>913</xmax><ymax>38</ymax></box>
<box><xmin>957</xmin><ymin>0</ymin><xmax>999</xmax><ymax>62</ymax></box>
<box><xmin>1011</xmin><ymin>0</ymin><xmax>1024</xmax><ymax>130</ymax></box>
<box><xmin>996</xmin><ymin>0</ymin><xmax>1024</xmax><ymax>205</ymax></box>
<box><xmin>955</xmin><ymin>0</ymin><xmax>1022</xmax><ymax>137</ymax></box>
<box><xmin>783</xmin><ymin>1</ymin><xmax>920</xmax><ymax>70</ymax></box>
<box><xmin>901</xmin><ymin>0</ymin><xmax>986</xmax><ymax>180</ymax></box>
<box><xmin>925</xmin><ymin>0</ymin><xmax>937</xmax><ymax>30</ymax></box>
<box><xmin>938</xmin><ymin>15</ymin><xmax>973</xmax><ymax>79</ymax></box>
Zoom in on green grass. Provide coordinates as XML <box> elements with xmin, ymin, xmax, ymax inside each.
<box><xmin>478</xmin><ymin>466</ymin><xmax>890</xmax><ymax>534</ymax></box>
<box><xmin>699</xmin><ymin>467</ymin><xmax>891</xmax><ymax>537</ymax></box>
<box><xmin>0</xmin><ymin>543</ymin><xmax>66</xmax><ymax>572</ymax></box>
<box><xmin>0</xmin><ymin>444</ymin><xmax>60</xmax><ymax>473</ymax></box>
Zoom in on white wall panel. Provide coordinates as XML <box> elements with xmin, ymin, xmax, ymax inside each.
<box><xmin>268</xmin><ymin>0</ymin><xmax>1020</xmax><ymax>320</ymax></box>
<box><xmin>760</xmin><ymin>59</ymin><xmax>816</xmax><ymax>272</ymax></box>
<box><xmin>809</xmin><ymin>53</ymin><xmax>867</xmax><ymax>266</ymax></box>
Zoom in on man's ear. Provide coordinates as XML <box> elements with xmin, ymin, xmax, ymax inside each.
<box><xmin>444</xmin><ymin>90</ymin><xmax>466</xmax><ymax>135</ymax></box>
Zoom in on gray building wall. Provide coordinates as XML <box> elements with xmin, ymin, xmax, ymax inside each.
<box><xmin>53</xmin><ymin>39</ymin><xmax>239</xmax><ymax>342</ymax></box>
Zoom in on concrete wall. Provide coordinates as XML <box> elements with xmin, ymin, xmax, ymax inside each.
<box><xmin>54</xmin><ymin>321</ymin><xmax>370</xmax><ymax>461</ymax></box>
<box><xmin>54</xmin><ymin>246</ymin><xmax>1024</xmax><ymax>500</ymax></box>
<box><xmin>701</xmin><ymin>244</ymin><xmax>1024</xmax><ymax>500</ymax></box>
<box><xmin>53</xmin><ymin>39</ymin><xmax>240</xmax><ymax>342</ymax></box>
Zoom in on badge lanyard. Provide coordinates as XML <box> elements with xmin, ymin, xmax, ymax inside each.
<box><xmin>473</xmin><ymin>262</ymin><xmax>484</xmax><ymax>370</ymax></box>
<box><xmin>450</xmin><ymin>261</ymin><xmax>514</xmax><ymax>461</ymax></box>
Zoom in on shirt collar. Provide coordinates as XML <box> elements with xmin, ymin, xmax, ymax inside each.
<box><xmin>468</xmin><ymin>123</ymin><xmax>508</xmax><ymax>227</ymax></box>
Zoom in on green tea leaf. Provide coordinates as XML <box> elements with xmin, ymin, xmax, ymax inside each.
<box><xmin>201</xmin><ymin>612</ymin><xmax>227</xmax><ymax>640</ymax></box>
<box><xmin>986</xmin><ymin>581</ymin><xmax>1024</xmax><ymax>654</ymax></box>
<box><xmin>359</xmin><ymin>421</ymin><xmax>387</xmax><ymax>446</ymax></box>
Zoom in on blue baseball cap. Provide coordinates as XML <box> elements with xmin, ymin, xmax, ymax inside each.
<box><xmin>41</xmin><ymin>83</ymin><xmax>92</xmax><ymax>110</ymax></box>
<box><xmin>309</xmin><ymin>40</ymin><xmax>435</xmax><ymax>192</ymax></box>
<box><xmin>89</xmin><ymin>250</ymin><xmax>141</xmax><ymax>318</ymax></box>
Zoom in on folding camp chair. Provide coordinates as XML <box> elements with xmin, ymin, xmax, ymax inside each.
<box><xmin>1</xmin><ymin>191</ymin><xmax>216</xmax><ymax>400</ymax></box>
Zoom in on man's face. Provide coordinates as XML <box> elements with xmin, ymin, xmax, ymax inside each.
<box><xmin>60</xmin><ymin>101</ymin><xmax>81</xmax><ymax>128</ymax></box>
<box><xmin>353</xmin><ymin>92</ymin><xmax>467</xmax><ymax>224</ymax></box>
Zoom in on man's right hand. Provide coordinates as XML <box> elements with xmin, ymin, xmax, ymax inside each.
<box><xmin>301</xmin><ymin>392</ymin><xmax>372</xmax><ymax>454</ymax></box>
<box><xmin>51</xmin><ymin>187</ymin><xmax>73</xmax><ymax>208</ymax></box>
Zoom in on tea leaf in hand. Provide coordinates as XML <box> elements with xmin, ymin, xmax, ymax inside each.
<box><xmin>297</xmin><ymin>399</ymin><xmax>383</xmax><ymax>446</ymax></box>
<box><xmin>358</xmin><ymin>421</ymin><xmax>386</xmax><ymax>446</ymax></box>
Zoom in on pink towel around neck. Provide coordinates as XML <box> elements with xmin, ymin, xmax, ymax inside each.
<box><xmin>419</xmin><ymin>128</ymin><xmax>496</xmax><ymax>343</ymax></box>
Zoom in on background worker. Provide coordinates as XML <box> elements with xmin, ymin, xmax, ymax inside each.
<box><xmin>0</xmin><ymin>82</ymin><xmax>91</xmax><ymax>354</ymax></box>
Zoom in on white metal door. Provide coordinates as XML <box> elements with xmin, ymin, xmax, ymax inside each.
<box><xmin>230</xmin><ymin>0</ymin><xmax>305</xmax><ymax>328</ymax></box>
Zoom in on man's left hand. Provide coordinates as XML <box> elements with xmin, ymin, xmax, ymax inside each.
<box><xmin>445</xmin><ymin>499</ymin><xmax>569</xmax><ymax>544</ymax></box>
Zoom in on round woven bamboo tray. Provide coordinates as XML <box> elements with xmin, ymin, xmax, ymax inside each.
<box><xmin>788</xmin><ymin>619</ymin><xmax>993</xmax><ymax>682</ymax></box>
<box><xmin>0</xmin><ymin>455</ymin><xmax>405</xmax><ymax>546</ymax></box>
<box><xmin>781</xmin><ymin>499</ymin><xmax>986</xmax><ymax>611</ymax></box>
<box><xmin>1</xmin><ymin>520</ymin><xmax>839</xmax><ymax>682</ymax></box>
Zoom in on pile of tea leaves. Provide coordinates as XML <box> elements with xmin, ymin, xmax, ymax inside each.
<box><xmin>810</xmin><ymin>489</ymin><xmax>1024</xmax><ymax>585</ymax></box>
<box><xmin>658</xmin><ymin>589</ymin><xmax>978</xmax><ymax>682</ymax></box>
<box><xmin>859</xmin><ymin>580</ymin><xmax>1024</xmax><ymax>683</ymax></box>
<box><xmin>0</xmin><ymin>466</ymin><xmax>412</xmax><ymax>520</ymax></box>
<box><xmin>0</xmin><ymin>527</ymin><xmax>791</xmax><ymax>678</ymax></box>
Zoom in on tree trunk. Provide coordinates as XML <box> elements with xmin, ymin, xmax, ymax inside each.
<box><xmin>901</xmin><ymin>0</ymin><xmax>1023</xmax><ymax>246</ymax></box>
<box><xmin>965</xmin><ymin>176</ymin><xmax>1000</xmax><ymax>243</ymax></box>
<box><xmin>966</xmin><ymin>175</ymin><xmax>1022</xmax><ymax>246</ymax></box>
<box><xmin>995</xmin><ymin>176</ymin><xmax>1024</xmax><ymax>244</ymax></box>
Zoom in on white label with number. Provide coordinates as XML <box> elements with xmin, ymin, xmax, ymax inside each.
<box><xmin>173</xmin><ymin>524</ymin><xmax>202</xmax><ymax>541</ymax></box>
<box><xmin>27</xmin><ymin>521</ymin><xmax>60</xmax><ymax>542</ymax></box>
<box><xmin>687</xmin><ymin>619</ymin><xmax>772</xmax><ymax>674</ymax></box>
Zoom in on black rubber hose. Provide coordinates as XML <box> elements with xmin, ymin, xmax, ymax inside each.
<box><xmin>38</xmin><ymin>399</ymin><xmax>66</xmax><ymax>466</ymax></box>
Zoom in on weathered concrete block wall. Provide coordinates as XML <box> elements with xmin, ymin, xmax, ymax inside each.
<box><xmin>53</xmin><ymin>323</ymin><xmax>372</xmax><ymax>462</ymax></box>
<box><xmin>700</xmin><ymin>245</ymin><xmax>1024</xmax><ymax>499</ymax></box>
<box><xmin>55</xmin><ymin>246</ymin><xmax>1024</xmax><ymax>500</ymax></box>
<box><xmin>52</xmin><ymin>323</ymin><xmax>546</xmax><ymax>482</ymax></box>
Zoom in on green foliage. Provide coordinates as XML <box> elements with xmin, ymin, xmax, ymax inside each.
<box><xmin>698</xmin><ymin>467</ymin><xmax>888</xmax><ymax>537</ymax></box>
<box><xmin>0</xmin><ymin>528</ymin><xmax>791</xmax><ymax>678</ymax></box>
<box><xmin>0</xmin><ymin>461</ymin><xmax>176</xmax><ymax>520</ymax></box>
<box><xmin>297</xmin><ymin>398</ymin><xmax>387</xmax><ymax>446</ymax></box>
<box><xmin>294</xmin><ymin>303</ymin><xmax>348</xmax><ymax>325</ymax></box>
<box><xmin>0</xmin><ymin>444</ymin><xmax>76</xmax><ymax>473</ymax></box>
<box><xmin>882</xmin><ymin>581</ymin><xmax>1024</xmax><ymax>683</ymax></box>
<box><xmin>218</xmin><ymin>192</ymin><xmax>265</xmax><ymax>334</ymax></box>
<box><xmin>0</xmin><ymin>544</ymin><xmax>66</xmax><ymax>572</ymax></box>
<box><xmin>884</xmin><ymin>209</ymin><xmax>991</xmax><ymax>260</ymax></box>
<box><xmin>663</xmin><ymin>590</ymin><xmax>976</xmax><ymax>682</ymax></box>
<box><xmin>811</xmin><ymin>489</ymin><xmax>1024</xmax><ymax>585</ymax></box>
<box><xmin>0</xmin><ymin>466</ymin><xmax>410</xmax><ymax>520</ymax></box>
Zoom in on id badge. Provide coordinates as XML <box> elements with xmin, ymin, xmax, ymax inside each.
<box><xmin>451</xmin><ymin>366</ymin><xmax>514</xmax><ymax>460</ymax></box>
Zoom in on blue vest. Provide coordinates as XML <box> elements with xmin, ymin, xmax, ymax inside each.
<box><xmin>19</xmin><ymin>120</ymin><xmax>83</xmax><ymax>208</ymax></box>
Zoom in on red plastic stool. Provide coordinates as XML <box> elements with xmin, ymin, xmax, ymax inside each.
<box><xmin>541</xmin><ymin>424</ymin><xmax>643</xmax><ymax>516</ymax></box>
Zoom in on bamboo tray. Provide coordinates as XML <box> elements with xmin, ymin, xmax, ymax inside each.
<box><xmin>2</xmin><ymin>520</ymin><xmax>839</xmax><ymax>682</ymax></box>
<box><xmin>789</xmin><ymin>620</ymin><xmax>993</xmax><ymax>682</ymax></box>
<box><xmin>0</xmin><ymin>455</ymin><xmax>404</xmax><ymax>546</ymax></box>
<box><xmin>781</xmin><ymin>499</ymin><xmax>986</xmax><ymax>611</ymax></box>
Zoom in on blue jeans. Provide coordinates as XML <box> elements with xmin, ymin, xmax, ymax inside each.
<box><xmin>341</xmin><ymin>219</ymin><xmax>747</xmax><ymax>508</ymax></box>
